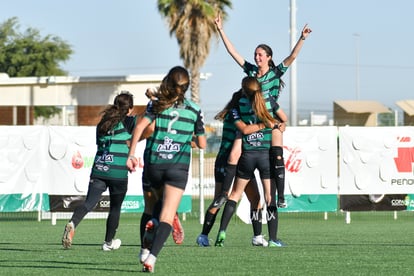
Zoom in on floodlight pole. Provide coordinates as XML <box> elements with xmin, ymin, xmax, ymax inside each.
<box><xmin>289</xmin><ymin>0</ymin><xmax>298</xmax><ymax>126</ymax></box>
<box><xmin>353</xmin><ymin>33</ymin><xmax>360</xmax><ymax>100</ymax></box>
<box><xmin>198</xmin><ymin>72</ymin><xmax>212</xmax><ymax>224</ymax></box>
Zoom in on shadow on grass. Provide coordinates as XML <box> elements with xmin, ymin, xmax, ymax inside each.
<box><xmin>0</xmin><ymin>262</ymin><xmax>138</xmax><ymax>273</ymax></box>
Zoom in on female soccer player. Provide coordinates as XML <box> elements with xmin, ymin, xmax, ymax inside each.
<box><xmin>127</xmin><ymin>66</ymin><xmax>206</xmax><ymax>273</ymax></box>
<box><xmin>215</xmin><ymin>13</ymin><xmax>311</xmax><ymax>208</ymax></box>
<box><xmin>215</xmin><ymin>76</ymin><xmax>288</xmax><ymax>247</ymax></box>
<box><xmin>62</xmin><ymin>91</ymin><xmax>136</xmax><ymax>251</ymax></box>
<box><xmin>196</xmin><ymin>91</ymin><xmax>270</xmax><ymax>247</ymax></box>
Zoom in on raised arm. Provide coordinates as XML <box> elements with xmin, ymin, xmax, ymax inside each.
<box><xmin>283</xmin><ymin>24</ymin><xmax>312</xmax><ymax>67</ymax></box>
<box><xmin>215</xmin><ymin>13</ymin><xmax>245</xmax><ymax>68</ymax></box>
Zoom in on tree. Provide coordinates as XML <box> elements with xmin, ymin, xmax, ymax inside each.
<box><xmin>157</xmin><ymin>0</ymin><xmax>232</xmax><ymax>104</ymax></box>
<box><xmin>0</xmin><ymin>17</ymin><xmax>73</xmax><ymax>121</ymax></box>
<box><xmin>0</xmin><ymin>17</ymin><xmax>72</xmax><ymax>77</ymax></box>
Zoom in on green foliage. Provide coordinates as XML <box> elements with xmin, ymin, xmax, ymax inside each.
<box><xmin>156</xmin><ymin>0</ymin><xmax>232</xmax><ymax>103</ymax></box>
<box><xmin>0</xmin><ymin>17</ymin><xmax>72</xmax><ymax>77</ymax></box>
<box><xmin>0</xmin><ymin>17</ymin><xmax>73</xmax><ymax>120</ymax></box>
<box><xmin>34</xmin><ymin>106</ymin><xmax>61</xmax><ymax>120</ymax></box>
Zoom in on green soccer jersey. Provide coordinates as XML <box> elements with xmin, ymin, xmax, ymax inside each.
<box><xmin>216</xmin><ymin>113</ymin><xmax>237</xmax><ymax>162</ymax></box>
<box><xmin>91</xmin><ymin>116</ymin><xmax>136</xmax><ymax>181</ymax></box>
<box><xmin>144</xmin><ymin>99</ymin><xmax>205</xmax><ymax>170</ymax></box>
<box><xmin>243</xmin><ymin>61</ymin><xmax>288</xmax><ymax>101</ymax></box>
<box><xmin>235</xmin><ymin>93</ymin><xmax>280</xmax><ymax>151</ymax></box>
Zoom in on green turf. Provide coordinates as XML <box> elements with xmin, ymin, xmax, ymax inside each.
<box><xmin>1</xmin><ymin>210</ymin><xmax>413</xmax><ymax>275</ymax></box>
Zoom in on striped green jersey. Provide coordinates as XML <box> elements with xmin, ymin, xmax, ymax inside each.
<box><xmin>91</xmin><ymin>116</ymin><xmax>136</xmax><ymax>181</ymax></box>
<box><xmin>233</xmin><ymin>94</ymin><xmax>280</xmax><ymax>151</ymax></box>
<box><xmin>243</xmin><ymin>61</ymin><xmax>288</xmax><ymax>101</ymax></box>
<box><xmin>144</xmin><ymin>99</ymin><xmax>205</xmax><ymax>169</ymax></box>
<box><xmin>216</xmin><ymin>113</ymin><xmax>237</xmax><ymax>162</ymax></box>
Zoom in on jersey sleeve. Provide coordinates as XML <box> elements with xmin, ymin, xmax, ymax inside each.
<box><xmin>194</xmin><ymin>109</ymin><xmax>206</xmax><ymax>136</ymax></box>
<box><xmin>143</xmin><ymin>101</ymin><xmax>156</xmax><ymax>123</ymax></box>
<box><xmin>123</xmin><ymin>115</ymin><xmax>137</xmax><ymax>134</ymax></box>
<box><xmin>243</xmin><ymin>61</ymin><xmax>257</xmax><ymax>76</ymax></box>
<box><xmin>274</xmin><ymin>62</ymin><xmax>289</xmax><ymax>77</ymax></box>
<box><xmin>229</xmin><ymin>107</ymin><xmax>241</xmax><ymax>123</ymax></box>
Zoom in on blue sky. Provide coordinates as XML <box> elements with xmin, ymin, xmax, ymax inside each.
<box><xmin>1</xmin><ymin>0</ymin><xmax>413</xmax><ymax>122</ymax></box>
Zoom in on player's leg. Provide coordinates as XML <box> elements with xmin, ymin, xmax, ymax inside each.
<box><xmin>143</xmin><ymin>183</ymin><xmax>184</xmax><ymax>273</ymax></box>
<box><xmin>270</xmin><ymin>129</ymin><xmax>286</xmax><ymax>208</ymax></box>
<box><xmin>102</xmin><ymin>188</ymin><xmax>126</xmax><ymax>251</ymax></box>
<box><xmin>266</xmin><ymin>178</ymin><xmax>286</xmax><ymax>247</ymax></box>
<box><xmin>215</xmin><ymin>177</ymin><xmax>249</xmax><ymax>247</ymax></box>
<box><xmin>245</xmin><ymin>178</ymin><xmax>268</xmax><ymax>247</ymax></box>
<box><xmin>62</xmin><ymin>178</ymin><xmax>106</xmax><ymax>249</ymax></box>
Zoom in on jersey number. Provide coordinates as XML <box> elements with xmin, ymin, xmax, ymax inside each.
<box><xmin>167</xmin><ymin>111</ymin><xmax>179</xmax><ymax>134</ymax></box>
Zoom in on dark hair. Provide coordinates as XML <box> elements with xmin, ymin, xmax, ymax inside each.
<box><xmin>256</xmin><ymin>44</ymin><xmax>275</xmax><ymax>68</ymax></box>
<box><xmin>97</xmin><ymin>91</ymin><xmax>134</xmax><ymax>136</ymax></box>
<box><xmin>256</xmin><ymin>44</ymin><xmax>285</xmax><ymax>89</ymax></box>
<box><xmin>214</xmin><ymin>90</ymin><xmax>242</xmax><ymax>121</ymax></box>
<box><xmin>152</xmin><ymin>66</ymin><xmax>190</xmax><ymax>114</ymax></box>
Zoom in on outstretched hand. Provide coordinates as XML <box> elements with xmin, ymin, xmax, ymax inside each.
<box><xmin>214</xmin><ymin>13</ymin><xmax>223</xmax><ymax>30</ymax></box>
<box><xmin>301</xmin><ymin>24</ymin><xmax>312</xmax><ymax>39</ymax></box>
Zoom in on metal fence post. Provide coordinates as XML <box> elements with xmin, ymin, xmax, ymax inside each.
<box><xmin>199</xmin><ymin>149</ymin><xmax>205</xmax><ymax>224</ymax></box>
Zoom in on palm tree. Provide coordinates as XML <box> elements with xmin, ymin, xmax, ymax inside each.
<box><xmin>157</xmin><ymin>0</ymin><xmax>232</xmax><ymax>104</ymax></box>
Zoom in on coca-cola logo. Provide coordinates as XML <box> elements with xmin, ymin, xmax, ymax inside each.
<box><xmin>284</xmin><ymin>146</ymin><xmax>303</xmax><ymax>173</ymax></box>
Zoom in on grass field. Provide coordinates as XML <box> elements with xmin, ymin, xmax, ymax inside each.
<box><xmin>1</xmin><ymin>209</ymin><xmax>414</xmax><ymax>275</ymax></box>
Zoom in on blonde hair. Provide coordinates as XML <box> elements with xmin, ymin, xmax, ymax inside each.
<box><xmin>241</xmin><ymin>76</ymin><xmax>276</xmax><ymax>128</ymax></box>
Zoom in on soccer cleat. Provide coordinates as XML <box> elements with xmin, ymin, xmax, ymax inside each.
<box><xmin>62</xmin><ymin>221</ymin><xmax>75</xmax><ymax>249</ymax></box>
<box><xmin>139</xmin><ymin>248</ymin><xmax>150</xmax><ymax>264</ymax></box>
<box><xmin>172</xmin><ymin>213</ymin><xmax>184</xmax><ymax>244</ymax></box>
<box><xmin>268</xmin><ymin>239</ymin><xmax>286</xmax><ymax>247</ymax></box>
<box><xmin>277</xmin><ymin>199</ymin><xmax>287</xmax><ymax>208</ymax></box>
<box><xmin>214</xmin><ymin>231</ymin><xmax>226</xmax><ymax>247</ymax></box>
<box><xmin>196</xmin><ymin>234</ymin><xmax>210</xmax><ymax>247</ymax></box>
<box><xmin>252</xmin><ymin>235</ymin><xmax>268</xmax><ymax>247</ymax></box>
<box><xmin>143</xmin><ymin>219</ymin><xmax>158</xmax><ymax>249</ymax></box>
<box><xmin>102</xmin><ymin>239</ymin><xmax>121</xmax><ymax>251</ymax></box>
<box><xmin>142</xmin><ymin>254</ymin><xmax>157</xmax><ymax>273</ymax></box>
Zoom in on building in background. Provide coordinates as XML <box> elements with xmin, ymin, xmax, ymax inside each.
<box><xmin>396</xmin><ymin>100</ymin><xmax>414</xmax><ymax>126</ymax></box>
<box><xmin>333</xmin><ymin>100</ymin><xmax>392</xmax><ymax>126</ymax></box>
<box><xmin>0</xmin><ymin>73</ymin><xmax>163</xmax><ymax>126</ymax></box>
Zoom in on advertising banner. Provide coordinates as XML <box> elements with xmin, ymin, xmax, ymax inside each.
<box><xmin>0</xmin><ymin>126</ymin><xmax>49</xmax><ymax>212</ymax></box>
<box><xmin>237</xmin><ymin>126</ymin><xmax>339</xmax><ymax>222</ymax></box>
<box><xmin>339</xmin><ymin>127</ymin><xmax>414</xmax><ymax>211</ymax></box>
<box><xmin>3</xmin><ymin>125</ymin><xmax>413</xmax><ymax>217</ymax></box>
<box><xmin>280</xmin><ymin>126</ymin><xmax>338</xmax><ymax>212</ymax></box>
<box><xmin>0</xmin><ymin>126</ymin><xmax>192</xmax><ymax>213</ymax></box>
